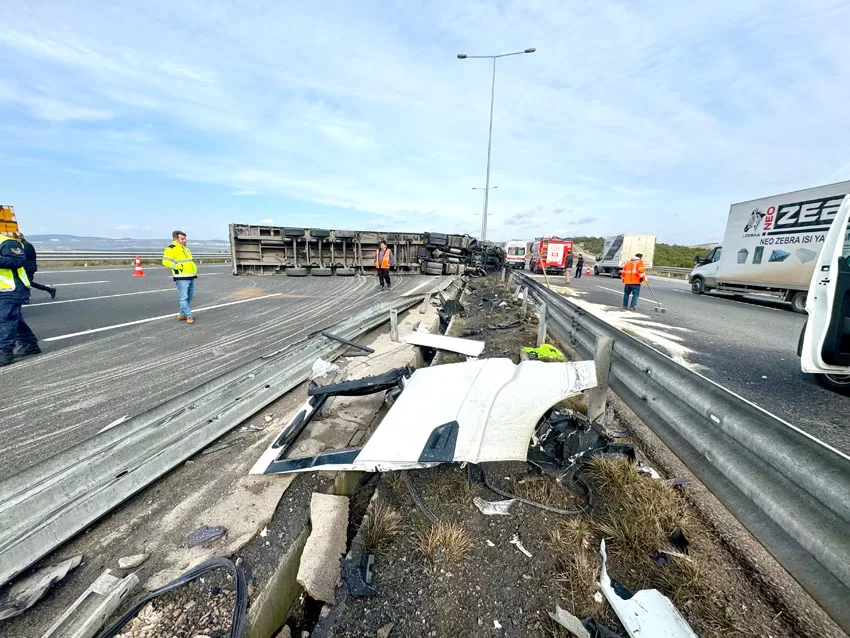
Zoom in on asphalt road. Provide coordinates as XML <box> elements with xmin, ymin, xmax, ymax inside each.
<box><xmin>527</xmin><ymin>270</ymin><xmax>849</xmax><ymax>456</ymax></box>
<box><xmin>0</xmin><ymin>265</ymin><xmax>440</xmax><ymax>480</ymax></box>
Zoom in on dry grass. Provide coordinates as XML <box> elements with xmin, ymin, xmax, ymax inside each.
<box><xmin>429</xmin><ymin>467</ymin><xmax>478</xmax><ymax>505</ymax></box>
<box><xmin>363</xmin><ymin>501</ymin><xmax>403</xmax><ymax>554</ymax></box>
<box><xmin>385</xmin><ymin>471</ymin><xmax>406</xmax><ymax>492</ymax></box>
<box><xmin>512</xmin><ymin>476</ymin><xmax>581</xmax><ymax>510</ymax></box>
<box><xmin>415</xmin><ymin>522</ymin><xmax>474</xmax><ymax>567</ymax></box>
<box><xmin>549</xmin><ymin>519</ymin><xmax>602</xmax><ymax>619</ymax></box>
<box><xmin>559</xmin><ymin>393</ymin><xmax>588</xmax><ymax>415</ymax></box>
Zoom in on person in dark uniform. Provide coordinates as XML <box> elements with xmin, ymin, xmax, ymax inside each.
<box><xmin>0</xmin><ymin>233</ymin><xmax>40</xmax><ymax>367</ymax></box>
<box><xmin>20</xmin><ymin>235</ymin><xmax>57</xmax><ymax>300</ymax></box>
<box><xmin>575</xmin><ymin>255</ymin><xmax>585</xmax><ymax>278</ymax></box>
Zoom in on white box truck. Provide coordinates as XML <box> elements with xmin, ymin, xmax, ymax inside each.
<box><xmin>594</xmin><ymin>234</ymin><xmax>656</xmax><ymax>277</ymax></box>
<box><xmin>689</xmin><ymin>181</ymin><xmax>850</xmax><ymax>313</ymax></box>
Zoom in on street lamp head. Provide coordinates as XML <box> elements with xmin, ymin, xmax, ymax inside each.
<box><xmin>457</xmin><ymin>53</ymin><xmax>468</xmax><ymax>59</ymax></box>
<box><xmin>524</xmin><ymin>48</ymin><xmax>536</xmax><ymax>54</ymax></box>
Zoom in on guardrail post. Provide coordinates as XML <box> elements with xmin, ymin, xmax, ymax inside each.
<box><xmin>500</xmin><ymin>267</ymin><xmax>506</xmax><ymax>281</ymax></box>
<box><xmin>521</xmin><ymin>286</ymin><xmax>529</xmax><ymax>318</ymax></box>
<box><xmin>537</xmin><ymin>302</ymin><xmax>547</xmax><ymax>347</ymax></box>
<box><xmin>588</xmin><ymin>335</ymin><xmax>614</xmax><ymax>423</ymax></box>
<box><xmin>390</xmin><ymin>309</ymin><xmax>399</xmax><ymax>342</ymax></box>
<box><xmin>419</xmin><ymin>292</ymin><xmax>432</xmax><ymax>314</ymax></box>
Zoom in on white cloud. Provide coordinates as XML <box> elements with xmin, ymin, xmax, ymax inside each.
<box><xmin>233</xmin><ymin>189</ymin><xmax>258</xmax><ymax>196</ymax></box>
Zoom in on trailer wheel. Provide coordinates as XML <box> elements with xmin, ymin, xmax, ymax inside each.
<box><xmin>312</xmin><ymin>267</ymin><xmax>333</xmax><ymax>277</ymax></box>
<box><xmin>336</xmin><ymin>267</ymin><xmax>356</xmax><ymax>277</ymax></box>
<box><xmin>814</xmin><ymin>373</ymin><xmax>850</xmax><ymax>396</ymax></box>
<box><xmin>286</xmin><ymin>267</ymin><xmax>308</xmax><ymax>277</ymax></box>
<box><xmin>790</xmin><ymin>291</ymin><xmax>807</xmax><ymax>314</ymax></box>
<box><xmin>691</xmin><ymin>277</ymin><xmax>705</xmax><ymax>294</ymax></box>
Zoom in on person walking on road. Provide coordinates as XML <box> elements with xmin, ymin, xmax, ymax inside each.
<box><xmin>162</xmin><ymin>230</ymin><xmax>198</xmax><ymax>324</ymax></box>
<box><xmin>621</xmin><ymin>253</ymin><xmax>647</xmax><ymax>311</ymax></box>
<box><xmin>575</xmin><ymin>255</ymin><xmax>584</xmax><ymax>279</ymax></box>
<box><xmin>20</xmin><ymin>235</ymin><xmax>57</xmax><ymax>300</ymax></box>
<box><xmin>0</xmin><ymin>232</ymin><xmax>40</xmax><ymax>367</ymax></box>
<box><xmin>375</xmin><ymin>240</ymin><xmax>394</xmax><ymax>291</ymax></box>
<box><xmin>565</xmin><ymin>251</ymin><xmax>574</xmax><ymax>285</ymax></box>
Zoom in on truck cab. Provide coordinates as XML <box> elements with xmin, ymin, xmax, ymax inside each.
<box><xmin>689</xmin><ymin>246</ymin><xmax>722</xmax><ymax>294</ymax></box>
<box><xmin>799</xmin><ymin>195</ymin><xmax>850</xmax><ymax>394</ymax></box>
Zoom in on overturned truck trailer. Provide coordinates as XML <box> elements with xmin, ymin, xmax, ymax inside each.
<box><xmin>229</xmin><ymin>223</ymin><xmax>504</xmax><ymax>276</ymax></box>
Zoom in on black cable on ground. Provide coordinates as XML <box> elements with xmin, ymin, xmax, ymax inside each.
<box><xmin>403</xmin><ymin>472</ymin><xmax>439</xmax><ymax>524</ymax></box>
<box><xmin>479</xmin><ymin>465</ymin><xmax>585</xmax><ymax>516</ymax></box>
<box><xmin>95</xmin><ymin>557</ymin><xmax>247</xmax><ymax>638</ymax></box>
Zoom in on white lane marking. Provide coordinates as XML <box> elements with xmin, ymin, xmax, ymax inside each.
<box><xmin>44</xmin><ymin>293</ymin><xmax>284</xmax><ymax>342</ymax></box>
<box><xmin>52</xmin><ymin>280</ymin><xmax>110</xmax><ymax>286</ymax></box>
<box><xmin>403</xmin><ymin>279</ymin><xmax>436</xmax><ymax>297</ymax></box>
<box><xmin>28</xmin><ymin>288</ymin><xmax>173</xmax><ymax>306</ymax></box>
<box><xmin>38</xmin><ymin>265</ymin><xmax>232</xmax><ymax>275</ymax></box>
<box><xmin>595</xmin><ymin>285</ymin><xmax>655</xmax><ymax>305</ymax></box>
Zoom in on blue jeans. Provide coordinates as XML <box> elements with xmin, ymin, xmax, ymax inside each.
<box><xmin>623</xmin><ymin>284</ymin><xmax>641</xmax><ymax>308</ymax></box>
<box><xmin>175</xmin><ymin>278</ymin><xmax>195</xmax><ymax>317</ymax></box>
<box><xmin>0</xmin><ymin>297</ymin><xmax>38</xmax><ymax>352</ymax></box>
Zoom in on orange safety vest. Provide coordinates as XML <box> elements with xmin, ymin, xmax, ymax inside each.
<box><xmin>621</xmin><ymin>259</ymin><xmax>646</xmax><ymax>285</ymax></box>
<box><xmin>375</xmin><ymin>248</ymin><xmax>392</xmax><ymax>269</ymax></box>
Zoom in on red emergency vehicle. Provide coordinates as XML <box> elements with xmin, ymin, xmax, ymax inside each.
<box><xmin>530</xmin><ymin>237</ymin><xmax>573</xmax><ymax>274</ymax></box>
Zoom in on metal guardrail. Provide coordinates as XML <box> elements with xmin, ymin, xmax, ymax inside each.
<box><xmin>0</xmin><ymin>294</ymin><xmax>424</xmax><ymax>587</ymax></box>
<box><xmin>650</xmin><ymin>266</ymin><xmax>692</xmax><ymax>275</ymax></box>
<box><xmin>37</xmin><ymin>252</ymin><xmax>229</xmax><ymax>263</ymax></box>
<box><xmin>511</xmin><ymin>271</ymin><xmax>850</xmax><ymax>633</ymax></box>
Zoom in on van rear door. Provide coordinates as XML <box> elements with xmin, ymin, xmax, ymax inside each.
<box><xmin>801</xmin><ymin>195</ymin><xmax>850</xmax><ymax>389</ymax></box>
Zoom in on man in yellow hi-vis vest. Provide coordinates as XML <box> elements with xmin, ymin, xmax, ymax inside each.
<box><xmin>0</xmin><ymin>233</ymin><xmax>40</xmax><ymax>366</ymax></box>
<box><xmin>162</xmin><ymin>230</ymin><xmax>198</xmax><ymax>324</ymax></box>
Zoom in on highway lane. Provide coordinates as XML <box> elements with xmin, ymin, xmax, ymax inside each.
<box><xmin>1</xmin><ymin>267</ymin><xmax>440</xmax><ymax>479</ymax></box>
<box><xmin>527</xmin><ymin>271</ymin><xmax>849</xmax><ymax>455</ymax></box>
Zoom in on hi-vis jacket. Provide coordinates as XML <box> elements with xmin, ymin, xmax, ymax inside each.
<box><xmin>621</xmin><ymin>259</ymin><xmax>646</xmax><ymax>285</ymax></box>
<box><xmin>375</xmin><ymin>248</ymin><xmax>394</xmax><ymax>269</ymax></box>
<box><xmin>0</xmin><ymin>234</ymin><xmax>30</xmax><ymax>294</ymax></box>
<box><xmin>162</xmin><ymin>243</ymin><xmax>198</xmax><ymax>279</ymax></box>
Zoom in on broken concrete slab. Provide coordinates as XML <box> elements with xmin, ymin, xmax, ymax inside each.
<box><xmin>599</xmin><ymin>540</ymin><xmax>697</xmax><ymax>638</ymax></box>
<box><xmin>0</xmin><ymin>555</ymin><xmax>82</xmax><ymax>620</ymax></box>
<box><xmin>117</xmin><ymin>554</ymin><xmax>150</xmax><ymax>570</ymax></box>
<box><xmin>404</xmin><ymin>331</ymin><xmax>485</xmax><ymax>357</ymax></box>
<box><xmin>43</xmin><ymin>569</ymin><xmax>139</xmax><ymax>638</ymax></box>
<box><xmin>296</xmin><ymin>493</ymin><xmax>349</xmax><ymax>603</ymax></box>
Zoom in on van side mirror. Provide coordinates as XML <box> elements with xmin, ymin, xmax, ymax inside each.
<box><xmin>694</xmin><ymin>255</ymin><xmax>701</xmax><ymax>265</ymax></box>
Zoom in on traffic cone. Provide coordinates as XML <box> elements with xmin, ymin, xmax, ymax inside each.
<box><xmin>585</xmin><ymin>266</ymin><xmax>591</xmax><ymax>276</ymax></box>
<box><xmin>133</xmin><ymin>256</ymin><xmax>146</xmax><ymax>277</ymax></box>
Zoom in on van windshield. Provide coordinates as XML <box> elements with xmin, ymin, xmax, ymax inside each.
<box><xmin>508</xmin><ymin>247</ymin><xmax>525</xmax><ymax>256</ymax></box>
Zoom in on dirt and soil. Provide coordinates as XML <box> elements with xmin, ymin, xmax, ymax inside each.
<box><xmin>327</xmin><ymin>275</ymin><xmax>800</xmax><ymax>638</ymax></box>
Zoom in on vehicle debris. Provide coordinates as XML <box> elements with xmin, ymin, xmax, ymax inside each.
<box><xmin>599</xmin><ymin>540</ymin><xmax>698</xmax><ymax>638</ymax></box>
<box><xmin>488</xmin><ymin>319</ymin><xmax>522</xmax><ymax>330</ymax></box>
<box><xmin>117</xmin><ymin>554</ymin><xmax>150</xmax><ymax>569</ymax></box>
<box><xmin>187</xmin><ymin>525</ymin><xmax>227</xmax><ymax>548</ymax></box>
<box><xmin>510</xmin><ymin>534</ymin><xmax>532</xmax><ymax>558</ymax></box>
<box><xmin>486</xmin><ymin>540</ymin><xmax>496</xmax><ymax>547</ymax></box>
<box><xmin>321</xmin><ymin>331</ymin><xmax>375</xmax><ymax>354</ymax></box>
<box><xmin>664</xmin><ymin>477</ymin><xmax>693</xmax><ymax>487</ymax></box>
<box><xmin>494</xmin><ymin>619</ymin><xmax>503</xmax><ymax>630</ymax></box>
<box><xmin>297</xmin><ymin>493</ymin><xmax>349</xmax><ymax>603</ymax></box>
<box><xmin>249</xmin><ymin>392</ymin><xmax>330</xmax><ymax>474</ymax></box>
<box><xmin>201</xmin><ymin>441</ymin><xmax>233</xmax><ymax>455</ymax></box>
<box><xmin>670</xmin><ymin>527</ymin><xmax>690</xmax><ymax>554</ymax></box>
<box><xmin>549</xmin><ymin>604</ymin><xmax>590</xmax><ymax>638</ymax></box>
<box><xmin>0</xmin><ymin>555</ymin><xmax>82</xmax><ymax>620</ymax></box>
<box><xmin>404</xmin><ymin>331</ymin><xmax>486</xmax><ymax>357</ymax></box>
<box><xmin>472</xmin><ymin>496</ymin><xmax>515</xmax><ymax>516</ymax></box>
<box><xmin>341</xmin><ymin>555</ymin><xmax>377</xmax><ymax>598</ymax></box>
<box><xmin>43</xmin><ymin>569</ymin><xmax>139</xmax><ymax>638</ymax></box>
<box><xmin>239</xmin><ymin>425</ymin><xmax>265</xmax><ymax>433</ymax></box>
<box><xmin>252</xmin><ymin>359</ymin><xmax>596</xmax><ymax>474</ymax></box>
<box><xmin>311</xmin><ymin>358</ymin><xmax>340</xmax><ymax>379</ymax></box>
<box><xmin>522</xmin><ymin>343</ymin><xmax>566</xmax><ymax>361</ymax></box>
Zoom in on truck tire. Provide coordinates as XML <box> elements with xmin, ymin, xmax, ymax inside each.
<box><xmin>311</xmin><ymin>267</ymin><xmax>333</xmax><ymax>276</ymax></box>
<box><xmin>336</xmin><ymin>267</ymin><xmax>356</xmax><ymax>276</ymax></box>
<box><xmin>286</xmin><ymin>267</ymin><xmax>308</xmax><ymax>277</ymax></box>
<box><xmin>427</xmin><ymin>233</ymin><xmax>448</xmax><ymax>247</ymax></box>
<box><xmin>594</xmin><ymin>265</ymin><xmax>600</xmax><ymax>276</ymax></box>
<box><xmin>814</xmin><ymin>373</ymin><xmax>850</xmax><ymax>396</ymax></box>
<box><xmin>283</xmin><ymin>228</ymin><xmax>305</xmax><ymax>238</ymax></box>
<box><xmin>691</xmin><ymin>277</ymin><xmax>705</xmax><ymax>294</ymax></box>
<box><xmin>333</xmin><ymin>230</ymin><xmax>357</xmax><ymax>239</ymax></box>
<box><xmin>310</xmin><ymin>229</ymin><xmax>331</xmax><ymax>239</ymax></box>
<box><xmin>423</xmin><ymin>261</ymin><xmax>443</xmax><ymax>276</ymax></box>
<box><xmin>790</xmin><ymin>291</ymin><xmax>807</xmax><ymax>314</ymax></box>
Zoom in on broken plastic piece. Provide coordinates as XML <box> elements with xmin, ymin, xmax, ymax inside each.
<box><xmin>187</xmin><ymin>525</ymin><xmax>226</xmax><ymax>548</ymax></box>
<box><xmin>472</xmin><ymin>496</ymin><xmax>515</xmax><ymax>516</ymax></box>
<box><xmin>670</xmin><ymin>528</ymin><xmax>689</xmax><ymax>555</ymax></box>
<box><xmin>43</xmin><ymin>569</ymin><xmax>139</xmax><ymax>638</ymax></box>
<box><xmin>522</xmin><ymin>343</ymin><xmax>565</xmax><ymax>362</ymax></box>
<box><xmin>311</xmin><ymin>358</ymin><xmax>340</xmax><ymax>379</ymax></box>
<box><xmin>249</xmin><ymin>393</ymin><xmax>330</xmax><ymax>474</ymax></box>
<box><xmin>664</xmin><ymin>478</ymin><xmax>693</xmax><ymax>487</ymax></box>
<box><xmin>510</xmin><ymin>534</ymin><xmax>532</xmax><ymax>558</ymax></box>
<box><xmin>599</xmin><ymin>540</ymin><xmax>697</xmax><ymax>638</ymax></box>
<box><xmin>549</xmin><ymin>604</ymin><xmax>590</xmax><ymax>638</ymax></box>
<box><xmin>0</xmin><ymin>555</ymin><xmax>82</xmax><ymax>620</ymax></box>
<box><xmin>404</xmin><ymin>332</ymin><xmax>485</xmax><ymax>357</ymax></box>
<box><xmin>308</xmin><ymin>366</ymin><xmax>412</xmax><ymax>397</ymax></box>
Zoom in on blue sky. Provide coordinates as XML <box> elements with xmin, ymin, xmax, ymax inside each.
<box><xmin>2</xmin><ymin>1</ymin><xmax>849</xmax><ymax>244</ymax></box>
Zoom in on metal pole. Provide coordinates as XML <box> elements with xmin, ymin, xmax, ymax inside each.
<box><xmin>588</xmin><ymin>336</ymin><xmax>614</xmax><ymax>423</ymax></box>
<box><xmin>536</xmin><ymin>302</ymin><xmax>547</xmax><ymax>347</ymax></box>
<box><xmin>481</xmin><ymin>57</ymin><xmax>496</xmax><ymax>242</ymax></box>
<box><xmin>390</xmin><ymin>309</ymin><xmax>399</xmax><ymax>342</ymax></box>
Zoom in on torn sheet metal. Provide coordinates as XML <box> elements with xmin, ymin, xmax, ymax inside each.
<box><xmin>404</xmin><ymin>331</ymin><xmax>486</xmax><ymax>357</ymax></box>
<box><xmin>473</xmin><ymin>496</ymin><xmax>515</xmax><ymax>516</ymax></box>
<box><xmin>253</xmin><ymin>358</ymin><xmax>597</xmax><ymax>475</ymax></box>
<box><xmin>599</xmin><ymin>540</ymin><xmax>698</xmax><ymax>638</ymax></box>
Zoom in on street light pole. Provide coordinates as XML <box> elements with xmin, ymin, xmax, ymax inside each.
<box><xmin>457</xmin><ymin>47</ymin><xmax>535</xmax><ymax>241</ymax></box>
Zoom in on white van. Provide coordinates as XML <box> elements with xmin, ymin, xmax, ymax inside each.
<box><xmin>505</xmin><ymin>240</ymin><xmax>527</xmax><ymax>269</ymax></box>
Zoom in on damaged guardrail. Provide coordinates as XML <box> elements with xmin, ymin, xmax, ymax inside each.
<box><xmin>0</xmin><ymin>295</ymin><xmax>425</xmax><ymax>589</ymax></box>
<box><xmin>511</xmin><ymin>271</ymin><xmax>850</xmax><ymax>634</ymax></box>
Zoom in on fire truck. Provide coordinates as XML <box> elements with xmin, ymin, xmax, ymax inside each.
<box><xmin>529</xmin><ymin>237</ymin><xmax>573</xmax><ymax>274</ymax></box>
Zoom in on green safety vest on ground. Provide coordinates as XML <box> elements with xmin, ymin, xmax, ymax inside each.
<box><xmin>162</xmin><ymin>243</ymin><xmax>198</xmax><ymax>278</ymax></box>
<box><xmin>0</xmin><ymin>234</ymin><xmax>30</xmax><ymax>293</ymax></box>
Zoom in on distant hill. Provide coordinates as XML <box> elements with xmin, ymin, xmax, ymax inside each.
<box><xmin>27</xmin><ymin>234</ymin><xmax>230</xmax><ymax>253</ymax></box>
<box><xmin>569</xmin><ymin>236</ymin><xmax>713</xmax><ymax>268</ymax></box>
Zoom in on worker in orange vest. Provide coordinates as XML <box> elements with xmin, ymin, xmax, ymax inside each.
<box><xmin>375</xmin><ymin>240</ymin><xmax>395</xmax><ymax>291</ymax></box>
<box><xmin>621</xmin><ymin>253</ymin><xmax>646</xmax><ymax>310</ymax></box>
